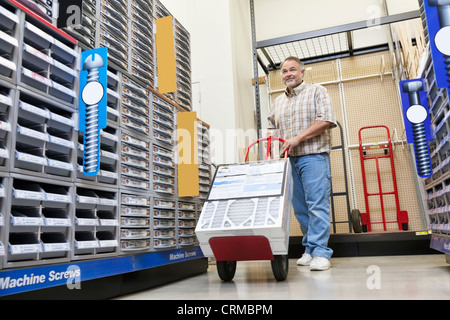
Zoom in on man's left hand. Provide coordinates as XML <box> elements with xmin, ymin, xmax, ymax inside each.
<box><xmin>282</xmin><ymin>136</ymin><xmax>301</xmax><ymax>154</ymax></box>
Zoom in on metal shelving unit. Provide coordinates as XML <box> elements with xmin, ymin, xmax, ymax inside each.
<box><xmin>0</xmin><ymin>0</ymin><xmax>80</xmax><ymax>269</ymax></box>
<box><xmin>62</xmin><ymin>0</ymin><xmax>155</xmax><ymax>88</ymax></box>
<box><xmin>419</xmin><ymin>0</ymin><xmax>450</xmax><ymax>263</ymax></box>
<box><xmin>0</xmin><ymin>0</ymin><xmax>210</xmax><ymax>297</ymax></box>
<box><xmin>6</xmin><ymin>174</ymin><xmax>74</xmax><ymax>267</ymax></box>
<box><xmin>250</xmin><ymin>0</ymin><xmax>447</xmax><ymax>256</ymax></box>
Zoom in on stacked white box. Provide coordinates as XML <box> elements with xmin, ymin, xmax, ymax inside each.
<box><xmin>73</xmin><ymin>185</ymin><xmax>119</xmax><ymax>258</ymax></box>
<box><xmin>62</xmin><ymin>0</ymin><xmax>155</xmax><ymax>88</ymax></box>
<box><xmin>197</xmin><ymin>121</ymin><xmax>211</xmax><ymax>200</ymax></box>
<box><xmin>196</xmin><ymin>158</ymin><xmax>293</xmax><ymax>257</ymax></box>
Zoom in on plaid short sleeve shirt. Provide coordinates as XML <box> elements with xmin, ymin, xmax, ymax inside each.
<box><xmin>268</xmin><ymin>81</ymin><xmax>337</xmax><ymax>156</ymax></box>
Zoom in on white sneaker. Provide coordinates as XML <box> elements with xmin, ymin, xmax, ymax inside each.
<box><xmin>309</xmin><ymin>257</ymin><xmax>331</xmax><ymax>271</ymax></box>
<box><xmin>296</xmin><ymin>253</ymin><xmax>312</xmax><ymax>266</ymax></box>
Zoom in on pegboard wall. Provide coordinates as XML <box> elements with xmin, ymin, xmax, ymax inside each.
<box><xmin>268</xmin><ymin>51</ymin><xmax>425</xmax><ymax>235</ymax></box>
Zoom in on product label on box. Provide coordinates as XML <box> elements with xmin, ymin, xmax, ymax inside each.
<box><xmin>121</xmin><ymin>239</ymin><xmax>150</xmax><ymax>249</ymax></box>
<box><xmin>0</xmin><ymin>148</ymin><xmax>8</xmax><ymax>159</ymax></box>
<box><xmin>99</xmin><ymin>198</ymin><xmax>118</xmax><ymax>206</ymax></box>
<box><xmin>48</xmin><ymin>135</ymin><xmax>74</xmax><ymax>148</ymax></box>
<box><xmin>0</xmin><ymin>93</ymin><xmax>12</xmax><ymax>107</ymax></box>
<box><xmin>53</xmin><ymin>59</ymin><xmax>76</xmax><ymax>76</ymax></box>
<box><xmin>24</xmin><ymin>68</ymin><xmax>49</xmax><ymax>85</ymax></box>
<box><xmin>122</xmin><ymin>133</ymin><xmax>144</xmax><ymax>147</ymax></box>
<box><xmin>101</xmin><ymin>131</ymin><xmax>118</xmax><ymax>142</ymax></box>
<box><xmin>44</xmin><ymin>217</ymin><xmax>71</xmax><ymax>226</ymax></box>
<box><xmin>122</xmin><ymin>195</ymin><xmax>149</xmax><ymax>206</ymax></box>
<box><xmin>26</xmin><ymin>44</ymin><xmax>52</xmax><ymax>64</ymax></box>
<box><xmin>10</xmin><ymin>243</ymin><xmax>42</xmax><ymax>255</ymax></box>
<box><xmin>18</xmin><ymin>126</ymin><xmax>48</xmax><ymax>141</ymax></box>
<box><xmin>208</xmin><ymin>161</ymin><xmax>286</xmax><ymax>200</ymax></box>
<box><xmin>100</xmin><ymin>170</ymin><xmax>118</xmax><ymax>179</ymax></box>
<box><xmin>47</xmin><ymin>159</ymin><xmax>73</xmax><ymax>171</ymax></box>
<box><xmin>122</xmin><ymin>206</ymin><xmax>149</xmax><ymax>216</ymax></box>
<box><xmin>75</xmin><ymin>240</ymin><xmax>99</xmax><ymax>249</ymax></box>
<box><xmin>1</xmin><ymin>56</ymin><xmax>16</xmax><ymax>71</ymax></box>
<box><xmin>11</xmin><ymin>216</ymin><xmax>44</xmax><ymax>226</ymax></box>
<box><xmin>0</xmin><ymin>121</ymin><xmax>10</xmax><ymax>132</ymax></box>
<box><xmin>25</xmin><ymin>22</ymin><xmax>54</xmax><ymax>44</ymax></box>
<box><xmin>20</xmin><ymin>101</ymin><xmax>50</xmax><ymax>118</ymax></box>
<box><xmin>77</xmin><ymin>195</ymin><xmax>99</xmax><ymax>204</ymax></box>
<box><xmin>14</xmin><ymin>189</ymin><xmax>45</xmax><ymax>200</ymax></box>
<box><xmin>102</xmin><ymin>149</ymin><xmax>119</xmax><ymax>160</ymax></box>
<box><xmin>99</xmin><ymin>219</ymin><xmax>118</xmax><ymax>226</ymax></box>
<box><xmin>76</xmin><ymin>218</ymin><xmax>99</xmax><ymax>226</ymax></box>
<box><xmin>42</xmin><ymin>242</ymin><xmax>70</xmax><ymax>252</ymax></box>
<box><xmin>122</xmin><ymin>177</ymin><xmax>148</xmax><ymax>189</ymax></box>
<box><xmin>16</xmin><ymin>151</ymin><xmax>46</xmax><ymax>165</ymax></box>
<box><xmin>99</xmin><ymin>240</ymin><xmax>118</xmax><ymax>248</ymax></box>
<box><xmin>45</xmin><ymin>193</ymin><xmax>71</xmax><ymax>203</ymax></box>
<box><xmin>50</xmin><ymin>112</ymin><xmax>74</xmax><ymax>126</ymax></box>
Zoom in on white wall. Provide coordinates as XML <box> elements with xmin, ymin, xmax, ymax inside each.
<box><xmin>229</xmin><ymin>0</ymin><xmax>260</xmax><ymax>157</ymax></box>
<box><xmin>385</xmin><ymin>0</ymin><xmax>420</xmax><ymax>14</ymax></box>
<box><xmin>160</xmin><ymin>0</ymin><xmax>240</xmax><ymax>164</ymax></box>
<box><xmin>254</xmin><ymin>0</ymin><xmax>384</xmax><ymax>41</ymax></box>
<box><xmin>254</xmin><ymin>0</ymin><xmax>419</xmax><ymax>41</ymax></box>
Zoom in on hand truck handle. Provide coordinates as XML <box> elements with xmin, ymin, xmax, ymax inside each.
<box><xmin>358</xmin><ymin>125</ymin><xmax>392</xmax><ymax>146</ymax></box>
<box><xmin>243</xmin><ymin>136</ymin><xmax>288</xmax><ymax>162</ymax></box>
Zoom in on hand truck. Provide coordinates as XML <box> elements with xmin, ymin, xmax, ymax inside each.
<box><xmin>195</xmin><ymin>137</ymin><xmax>292</xmax><ymax>281</ymax></box>
<box><xmin>352</xmin><ymin>125</ymin><xmax>409</xmax><ymax>232</ymax></box>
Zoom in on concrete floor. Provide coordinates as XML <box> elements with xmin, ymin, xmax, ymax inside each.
<box><xmin>115</xmin><ymin>254</ymin><xmax>449</xmax><ymax>300</ymax></box>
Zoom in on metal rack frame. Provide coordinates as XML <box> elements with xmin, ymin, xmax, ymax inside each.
<box><xmin>249</xmin><ymin>0</ymin><xmax>431</xmax><ymax>236</ymax></box>
<box><xmin>249</xmin><ymin>0</ymin><xmax>421</xmax><ymax>135</ymax></box>
<box><xmin>418</xmin><ymin>0</ymin><xmax>450</xmax><ymax>262</ymax></box>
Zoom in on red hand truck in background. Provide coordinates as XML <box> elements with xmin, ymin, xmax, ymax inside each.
<box><xmin>353</xmin><ymin>125</ymin><xmax>409</xmax><ymax>232</ymax></box>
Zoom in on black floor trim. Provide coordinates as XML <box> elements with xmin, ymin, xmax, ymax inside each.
<box><xmin>289</xmin><ymin>231</ymin><xmax>438</xmax><ymax>258</ymax></box>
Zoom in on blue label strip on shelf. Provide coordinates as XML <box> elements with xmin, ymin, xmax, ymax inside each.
<box><xmin>0</xmin><ymin>247</ymin><xmax>204</xmax><ymax>297</ymax></box>
<box><xmin>430</xmin><ymin>236</ymin><xmax>450</xmax><ymax>255</ymax></box>
<box><xmin>134</xmin><ymin>246</ymin><xmax>203</xmax><ymax>271</ymax></box>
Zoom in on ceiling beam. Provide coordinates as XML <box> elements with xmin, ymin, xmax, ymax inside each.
<box><xmin>256</xmin><ymin>10</ymin><xmax>420</xmax><ymax>49</ymax></box>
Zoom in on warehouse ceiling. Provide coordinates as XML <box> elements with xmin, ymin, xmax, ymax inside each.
<box><xmin>256</xmin><ymin>10</ymin><xmax>421</xmax><ymax>72</ymax></box>
<box><xmin>258</xmin><ymin>32</ymin><xmax>352</xmax><ymax>68</ymax></box>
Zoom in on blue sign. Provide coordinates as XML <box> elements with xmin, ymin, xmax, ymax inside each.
<box><xmin>0</xmin><ymin>256</ymin><xmax>132</xmax><ymax>297</ymax></box>
<box><xmin>0</xmin><ymin>247</ymin><xmax>204</xmax><ymax>297</ymax></box>
<box><xmin>399</xmin><ymin>79</ymin><xmax>433</xmax><ymax>178</ymax></box>
<box><xmin>79</xmin><ymin>47</ymin><xmax>108</xmax><ymax>176</ymax></box>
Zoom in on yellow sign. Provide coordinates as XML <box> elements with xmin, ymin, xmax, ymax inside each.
<box><xmin>177</xmin><ymin>112</ymin><xmax>199</xmax><ymax>197</ymax></box>
<box><xmin>155</xmin><ymin>16</ymin><xmax>177</xmax><ymax>94</ymax></box>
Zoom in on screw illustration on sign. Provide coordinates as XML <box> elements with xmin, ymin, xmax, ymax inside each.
<box><xmin>79</xmin><ymin>48</ymin><xmax>108</xmax><ymax>176</ymax></box>
<box><xmin>400</xmin><ymin>79</ymin><xmax>433</xmax><ymax>178</ymax></box>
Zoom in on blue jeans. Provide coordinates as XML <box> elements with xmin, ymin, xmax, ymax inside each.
<box><xmin>290</xmin><ymin>153</ymin><xmax>333</xmax><ymax>259</ymax></box>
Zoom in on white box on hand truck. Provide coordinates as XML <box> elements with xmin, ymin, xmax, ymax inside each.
<box><xmin>196</xmin><ymin>148</ymin><xmax>293</xmax><ymax>281</ymax></box>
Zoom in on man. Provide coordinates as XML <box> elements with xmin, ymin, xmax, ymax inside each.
<box><xmin>268</xmin><ymin>56</ymin><xmax>337</xmax><ymax>271</ymax></box>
